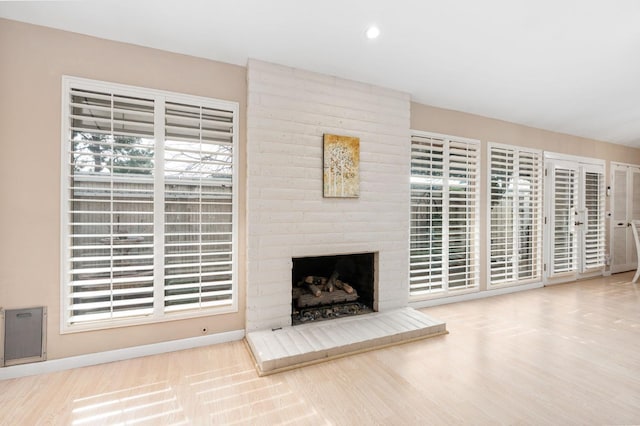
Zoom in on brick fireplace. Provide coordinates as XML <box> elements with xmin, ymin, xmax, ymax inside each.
<box><xmin>245</xmin><ymin>59</ymin><xmax>411</xmax><ymax>332</ymax></box>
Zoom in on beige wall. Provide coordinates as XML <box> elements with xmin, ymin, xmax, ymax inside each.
<box><xmin>0</xmin><ymin>19</ymin><xmax>247</xmax><ymax>359</ymax></box>
<box><xmin>411</xmin><ymin>102</ymin><xmax>640</xmax><ymax>160</ymax></box>
<box><xmin>411</xmin><ymin>102</ymin><xmax>640</xmax><ymax>289</ymax></box>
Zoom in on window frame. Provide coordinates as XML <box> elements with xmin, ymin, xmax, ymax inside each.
<box><xmin>409</xmin><ymin>130</ymin><xmax>481</xmax><ymax>300</ymax></box>
<box><xmin>60</xmin><ymin>76</ymin><xmax>239</xmax><ymax>333</ymax></box>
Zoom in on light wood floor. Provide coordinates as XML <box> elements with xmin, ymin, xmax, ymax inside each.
<box><xmin>1</xmin><ymin>273</ymin><xmax>640</xmax><ymax>425</ymax></box>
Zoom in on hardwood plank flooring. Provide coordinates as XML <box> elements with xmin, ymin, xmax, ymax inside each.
<box><xmin>1</xmin><ymin>273</ymin><xmax>640</xmax><ymax>425</ymax></box>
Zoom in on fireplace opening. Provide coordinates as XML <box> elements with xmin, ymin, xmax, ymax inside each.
<box><xmin>291</xmin><ymin>252</ymin><xmax>375</xmax><ymax>325</ymax></box>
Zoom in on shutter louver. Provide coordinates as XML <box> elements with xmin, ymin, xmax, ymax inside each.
<box><xmin>163</xmin><ymin>102</ymin><xmax>235</xmax><ymax>312</ymax></box>
<box><xmin>67</xmin><ymin>88</ymin><xmax>155</xmax><ymax>324</ymax></box>
<box><xmin>489</xmin><ymin>145</ymin><xmax>542</xmax><ymax>285</ymax></box>
<box><xmin>410</xmin><ymin>133</ymin><xmax>479</xmax><ymax>296</ymax></box>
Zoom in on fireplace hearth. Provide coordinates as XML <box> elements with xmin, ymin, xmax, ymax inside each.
<box><xmin>291</xmin><ymin>252</ymin><xmax>375</xmax><ymax>325</ymax></box>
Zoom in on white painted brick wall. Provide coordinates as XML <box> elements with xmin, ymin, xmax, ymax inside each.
<box><xmin>246</xmin><ymin>59</ymin><xmax>411</xmax><ymax>332</ymax></box>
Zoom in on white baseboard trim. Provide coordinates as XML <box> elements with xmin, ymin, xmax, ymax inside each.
<box><xmin>409</xmin><ymin>282</ymin><xmax>544</xmax><ymax>309</ymax></box>
<box><xmin>0</xmin><ymin>329</ymin><xmax>245</xmax><ymax>381</ymax></box>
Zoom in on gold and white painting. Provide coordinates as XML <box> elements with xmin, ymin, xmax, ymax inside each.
<box><xmin>323</xmin><ymin>134</ymin><xmax>360</xmax><ymax>198</ymax></box>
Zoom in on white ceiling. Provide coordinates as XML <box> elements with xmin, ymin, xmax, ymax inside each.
<box><xmin>2</xmin><ymin>0</ymin><xmax>640</xmax><ymax>146</ymax></box>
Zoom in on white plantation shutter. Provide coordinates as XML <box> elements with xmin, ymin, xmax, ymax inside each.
<box><xmin>631</xmin><ymin>171</ymin><xmax>640</xmax><ymax>265</ymax></box>
<box><xmin>583</xmin><ymin>170</ymin><xmax>605</xmax><ymax>271</ymax></box>
<box><xmin>611</xmin><ymin>165</ymin><xmax>640</xmax><ymax>273</ymax></box>
<box><xmin>163</xmin><ymin>102</ymin><xmax>235</xmax><ymax>312</ymax></box>
<box><xmin>517</xmin><ymin>151</ymin><xmax>543</xmax><ymax>278</ymax></box>
<box><xmin>550</xmin><ymin>166</ymin><xmax>579</xmax><ymax>275</ymax></box>
<box><xmin>410</xmin><ymin>133</ymin><xmax>479</xmax><ymax>296</ymax></box>
<box><xmin>447</xmin><ymin>141</ymin><xmax>479</xmax><ymax>289</ymax></box>
<box><xmin>611</xmin><ymin>167</ymin><xmax>629</xmax><ymax>271</ymax></box>
<box><xmin>410</xmin><ymin>136</ymin><xmax>445</xmax><ymax>294</ymax></box>
<box><xmin>489</xmin><ymin>145</ymin><xmax>542</xmax><ymax>285</ymax></box>
<box><xmin>490</xmin><ymin>147</ymin><xmax>515</xmax><ymax>283</ymax></box>
<box><xmin>66</xmin><ymin>87</ymin><xmax>156</xmax><ymax>324</ymax></box>
<box><xmin>62</xmin><ymin>77</ymin><xmax>237</xmax><ymax>330</ymax></box>
<box><xmin>633</xmin><ymin>171</ymin><xmax>640</xmax><ymax>220</ymax></box>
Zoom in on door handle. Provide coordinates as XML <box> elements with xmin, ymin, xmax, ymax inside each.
<box><xmin>575</xmin><ymin>221</ymin><xmax>584</xmax><ymax>226</ymax></box>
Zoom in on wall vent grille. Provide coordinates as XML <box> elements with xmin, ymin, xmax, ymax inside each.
<box><xmin>1</xmin><ymin>307</ymin><xmax>47</xmax><ymax>367</ymax></box>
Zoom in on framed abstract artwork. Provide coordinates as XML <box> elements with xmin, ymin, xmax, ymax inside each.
<box><xmin>323</xmin><ymin>134</ymin><xmax>360</xmax><ymax>198</ymax></box>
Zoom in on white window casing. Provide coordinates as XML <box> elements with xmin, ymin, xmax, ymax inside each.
<box><xmin>61</xmin><ymin>76</ymin><xmax>238</xmax><ymax>332</ymax></box>
<box><xmin>410</xmin><ymin>131</ymin><xmax>480</xmax><ymax>298</ymax></box>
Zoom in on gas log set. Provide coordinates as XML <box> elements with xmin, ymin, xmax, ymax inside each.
<box><xmin>291</xmin><ymin>253</ymin><xmax>375</xmax><ymax>325</ymax></box>
<box><xmin>295</xmin><ymin>271</ymin><xmax>356</xmax><ymax>306</ymax></box>
<box><xmin>291</xmin><ymin>270</ymin><xmax>372</xmax><ymax>325</ymax></box>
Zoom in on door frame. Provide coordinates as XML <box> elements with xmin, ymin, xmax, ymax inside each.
<box><xmin>543</xmin><ymin>152</ymin><xmax>605</xmax><ymax>285</ymax></box>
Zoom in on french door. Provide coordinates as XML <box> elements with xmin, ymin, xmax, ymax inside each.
<box><xmin>544</xmin><ymin>155</ymin><xmax>605</xmax><ymax>283</ymax></box>
<box><xmin>610</xmin><ymin>163</ymin><xmax>640</xmax><ymax>273</ymax></box>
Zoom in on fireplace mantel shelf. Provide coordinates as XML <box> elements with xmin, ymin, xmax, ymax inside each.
<box><xmin>246</xmin><ymin>307</ymin><xmax>447</xmax><ymax>375</ymax></box>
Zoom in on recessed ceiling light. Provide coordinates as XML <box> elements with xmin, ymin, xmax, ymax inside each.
<box><xmin>365</xmin><ymin>25</ymin><xmax>380</xmax><ymax>39</ymax></box>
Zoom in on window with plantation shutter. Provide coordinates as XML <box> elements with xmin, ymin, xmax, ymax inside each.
<box><xmin>489</xmin><ymin>144</ymin><xmax>543</xmax><ymax>286</ymax></box>
<box><xmin>61</xmin><ymin>76</ymin><xmax>238</xmax><ymax>331</ymax></box>
<box><xmin>410</xmin><ymin>132</ymin><xmax>479</xmax><ymax>297</ymax></box>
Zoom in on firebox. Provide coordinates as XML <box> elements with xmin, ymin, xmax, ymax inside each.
<box><xmin>291</xmin><ymin>252</ymin><xmax>376</xmax><ymax>325</ymax></box>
